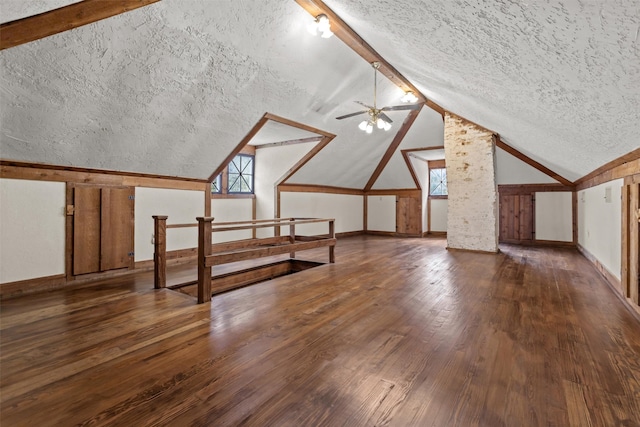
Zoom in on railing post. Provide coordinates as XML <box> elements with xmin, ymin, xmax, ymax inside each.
<box><xmin>289</xmin><ymin>219</ymin><xmax>296</xmax><ymax>259</ymax></box>
<box><xmin>153</xmin><ymin>215</ymin><xmax>168</xmax><ymax>289</ymax></box>
<box><xmin>329</xmin><ymin>219</ymin><xmax>335</xmax><ymax>263</ymax></box>
<box><xmin>197</xmin><ymin>217</ymin><xmax>214</xmax><ymax>304</ymax></box>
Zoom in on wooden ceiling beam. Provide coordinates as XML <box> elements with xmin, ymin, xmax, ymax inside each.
<box><xmin>364</xmin><ymin>106</ymin><xmax>422</xmax><ymax>191</ymax></box>
<box><xmin>254</xmin><ymin>136</ymin><xmax>323</xmax><ymax>149</ymax></box>
<box><xmin>275</xmin><ymin>135</ymin><xmax>335</xmax><ymax>187</ymax></box>
<box><xmin>295</xmin><ymin>0</ymin><xmax>445</xmax><ymax>118</ymax></box>
<box><xmin>207</xmin><ymin>114</ymin><xmax>270</xmax><ymax>182</ymax></box>
<box><xmin>401</xmin><ymin>149</ymin><xmax>422</xmax><ymax>190</ymax></box>
<box><xmin>264</xmin><ymin>113</ymin><xmax>335</xmax><ymax>138</ymax></box>
<box><xmin>575</xmin><ymin>147</ymin><xmax>640</xmax><ymax>190</ymax></box>
<box><xmin>0</xmin><ymin>0</ymin><xmax>161</xmax><ymax>50</ymax></box>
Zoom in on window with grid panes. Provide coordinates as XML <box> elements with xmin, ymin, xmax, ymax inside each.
<box><xmin>227</xmin><ymin>154</ymin><xmax>254</xmax><ymax>194</ymax></box>
<box><xmin>429</xmin><ymin>167</ymin><xmax>448</xmax><ymax>196</ymax></box>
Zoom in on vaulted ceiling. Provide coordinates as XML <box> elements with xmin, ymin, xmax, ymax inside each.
<box><xmin>1</xmin><ymin>0</ymin><xmax>638</xmax><ymax>186</ymax></box>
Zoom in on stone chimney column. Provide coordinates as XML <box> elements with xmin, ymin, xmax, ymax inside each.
<box><xmin>444</xmin><ymin>112</ymin><xmax>499</xmax><ymax>253</ymax></box>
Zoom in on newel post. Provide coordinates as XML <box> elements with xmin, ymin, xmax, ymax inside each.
<box><xmin>153</xmin><ymin>215</ymin><xmax>168</xmax><ymax>289</ymax></box>
<box><xmin>197</xmin><ymin>217</ymin><xmax>214</xmax><ymax>304</ymax></box>
<box><xmin>329</xmin><ymin>219</ymin><xmax>335</xmax><ymax>263</ymax></box>
<box><xmin>289</xmin><ymin>218</ymin><xmax>296</xmax><ymax>259</ymax></box>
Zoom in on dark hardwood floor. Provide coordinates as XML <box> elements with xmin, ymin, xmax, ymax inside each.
<box><xmin>1</xmin><ymin>236</ymin><xmax>639</xmax><ymax>426</ymax></box>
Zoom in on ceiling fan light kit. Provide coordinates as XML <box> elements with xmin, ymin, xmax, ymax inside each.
<box><xmin>336</xmin><ymin>62</ymin><xmax>422</xmax><ymax>134</ymax></box>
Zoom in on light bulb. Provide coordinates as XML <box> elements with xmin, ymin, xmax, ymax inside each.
<box><xmin>320</xmin><ymin>29</ymin><xmax>334</xmax><ymax>38</ymax></box>
<box><xmin>366</xmin><ymin>123</ymin><xmax>373</xmax><ymax>134</ymax></box>
<box><xmin>383</xmin><ymin>121</ymin><xmax>392</xmax><ymax>131</ymax></box>
<box><xmin>358</xmin><ymin>120</ymin><xmax>368</xmax><ymax>131</ymax></box>
<box><xmin>377</xmin><ymin>118</ymin><xmax>385</xmax><ymax>129</ymax></box>
<box><xmin>401</xmin><ymin>91</ymin><xmax>418</xmax><ymax>103</ymax></box>
<box><xmin>317</xmin><ymin>15</ymin><xmax>330</xmax><ymax>32</ymax></box>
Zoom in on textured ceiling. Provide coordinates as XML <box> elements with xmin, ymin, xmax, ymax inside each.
<box><xmin>1</xmin><ymin>0</ymin><xmax>638</xmax><ymax>185</ymax></box>
<box><xmin>0</xmin><ymin>0</ymin><xmax>417</xmax><ymax>186</ymax></box>
<box><xmin>248</xmin><ymin>121</ymin><xmax>320</xmax><ymax>146</ymax></box>
<box><xmin>0</xmin><ymin>0</ymin><xmax>82</xmax><ymax>23</ymax></box>
<box><xmin>323</xmin><ymin>0</ymin><xmax>640</xmax><ymax>181</ymax></box>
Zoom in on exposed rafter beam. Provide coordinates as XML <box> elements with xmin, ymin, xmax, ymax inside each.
<box><xmin>0</xmin><ymin>0</ymin><xmax>161</xmax><ymax>50</ymax></box>
<box><xmin>295</xmin><ymin>0</ymin><xmax>445</xmax><ymax>118</ymax></box>
<box><xmin>364</xmin><ymin>106</ymin><xmax>423</xmax><ymax>191</ymax></box>
<box><xmin>404</xmin><ymin>146</ymin><xmax>445</xmax><ymax>164</ymax></box>
<box><xmin>254</xmin><ymin>136</ymin><xmax>323</xmax><ymax>149</ymax></box>
<box><xmin>495</xmin><ymin>135</ymin><xmax>574</xmax><ymax>187</ymax></box>
<box><xmin>209</xmin><ymin>112</ymin><xmax>336</xmax><ymax>188</ymax></box>
<box><xmin>275</xmin><ymin>135</ymin><xmax>334</xmax><ymax>187</ymax></box>
<box><xmin>575</xmin><ymin>147</ymin><xmax>640</xmax><ymax>190</ymax></box>
<box><xmin>264</xmin><ymin>113</ymin><xmax>335</xmax><ymax>138</ymax></box>
<box><xmin>401</xmin><ymin>149</ymin><xmax>422</xmax><ymax>190</ymax></box>
<box><xmin>207</xmin><ymin>114</ymin><xmax>270</xmax><ymax>182</ymax></box>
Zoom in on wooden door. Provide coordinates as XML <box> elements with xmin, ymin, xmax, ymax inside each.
<box><xmin>622</xmin><ymin>179</ymin><xmax>639</xmax><ymax>306</ymax></box>
<box><xmin>397</xmin><ymin>195</ymin><xmax>421</xmax><ymax>236</ymax></box>
<box><xmin>499</xmin><ymin>194</ymin><xmax>534</xmax><ymax>243</ymax></box>
<box><xmin>70</xmin><ymin>185</ymin><xmax>134</xmax><ymax>276</ymax></box>
<box><xmin>73</xmin><ymin>186</ymin><xmax>102</xmax><ymax>275</ymax></box>
<box><xmin>100</xmin><ymin>187</ymin><xmax>134</xmax><ymax>271</ymax></box>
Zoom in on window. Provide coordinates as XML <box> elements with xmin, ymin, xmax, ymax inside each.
<box><xmin>227</xmin><ymin>154</ymin><xmax>254</xmax><ymax>194</ymax></box>
<box><xmin>429</xmin><ymin>167</ymin><xmax>447</xmax><ymax>196</ymax></box>
<box><xmin>211</xmin><ymin>174</ymin><xmax>222</xmax><ymax>194</ymax></box>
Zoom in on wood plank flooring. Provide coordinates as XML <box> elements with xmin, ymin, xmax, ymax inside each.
<box><xmin>1</xmin><ymin>236</ymin><xmax>639</xmax><ymax>426</ymax></box>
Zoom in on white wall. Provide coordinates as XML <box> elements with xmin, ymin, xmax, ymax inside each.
<box><xmin>255</xmin><ymin>141</ymin><xmax>318</xmax><ymax>238</ymax></box>
<box><xmin>496</xmin><ymin>147</ymin><xmax>558</xmax><ymax>184</ymax></box>
<box><xmin>211</xmin><ymin>198</ymin><xmax>254</xmax><ymax>242</ymax></box>
<box><xmin>0</xmin><ymin>179</ymin><xmax>66</xmax><ymax>283</ymax></box>
<box><xmin>135</xmin><ymin>187</ymin><xmax>204</xmax><ymax>261</ymax></box>
<box><xmin>430</xmin><ymin>199</ymin><xmax>448</xmax><ymax>232</ymax></box>
<box><xmin>280</xmin><ymin>192</ymin><xmax>363</xmax><ymax>235</ymax></box>
<box><xmin>578</xmin><ymin>179</ymin><xmax>622</xmax><ymax>279</ymax></box>
<box><xmin>367</xmin><ymin>196</ymin><xmax>395</xmax><ymax>232</ymax></box>
<box><xmin>535</xmin><ymin>192</ymin><xmax>573</xmax><ymax>242</ymax></box>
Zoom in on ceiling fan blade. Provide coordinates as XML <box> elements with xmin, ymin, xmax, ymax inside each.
<box><xmin>336</xmin><ymin>110</ymin><xmax>368</xmax><ymax>120</ymax></box>
<box><xmin>379</xmin><ymin>113</ymin><xmax>393</xmax><ymax>124</ymax></box>
<box><xmin>355</xmin><ymin>100</ymin><xmax>374</xmax><ymax>109</ymax></box>
<box><xmin>381</xmin><ymin>104</ymin><xmax>422</xmax><ymax>111</ymax></box>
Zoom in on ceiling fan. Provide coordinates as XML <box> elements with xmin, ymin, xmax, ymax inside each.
<box><xmin>336</xmin><ymin>61</ymin><xmax>422</xmax><ymax>133</ymax></box>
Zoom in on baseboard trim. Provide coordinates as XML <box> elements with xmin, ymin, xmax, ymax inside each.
<box><xmin>365</xmin><ymin>230</ymin><xmax>397</xmax><ymax>237</ymax></box>
<box><xmin>365</xmin><ymin>230</ymin><xmax>422</xmax><ymax>238</ymax></box>
<box><xmin>446</xmin><ymin>246</ymin><xmax>500</xmax><ymax>255</ymax></box>
<box><xmin>423</xmin><ymin>231</ymin><xmax>447</xmax><ymax>237</ymax></box>
<box><xmin>533</xmin><ymin>239</ymin><xmax>576</xmax><ymax>248</ymax></box>
<box><xmin>336</xmin><ymin>230</ymin><xmax>365</xmax><ymax>238</ymax></box>
<box><xmin>500</xmin><ymin>239</ymin><xmax>576</xmax><ymax>248</ymax></box>
<box><xmin>577</xmin><ymin>243</ymin><xmax>640</xmax><ymax>322</ymax></box>
<box><xmin>0</xmin><ymin>274</ymin><xmax>66</xmax><ymax>299</ymax></box>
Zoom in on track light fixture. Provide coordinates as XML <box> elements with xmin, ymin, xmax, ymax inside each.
<box><xmin>309</xmin><ymin>14</ymin><xmax>334</xmax><ymax>38</ymax></box>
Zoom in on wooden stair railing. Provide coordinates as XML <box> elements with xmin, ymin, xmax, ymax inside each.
<box><xmin>153</xmin><ymin>216</ymin><xmax>336</xmax><ymax>303</ymax></box>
